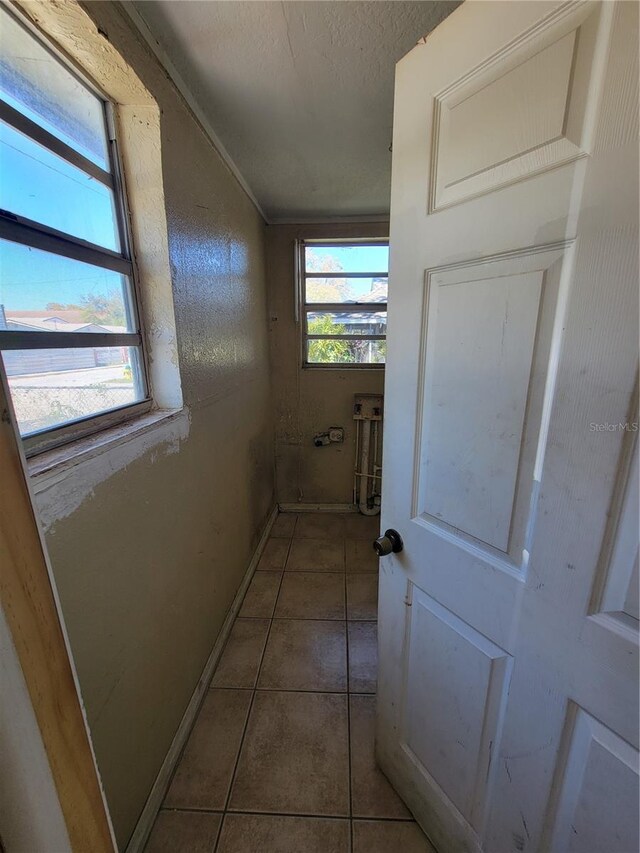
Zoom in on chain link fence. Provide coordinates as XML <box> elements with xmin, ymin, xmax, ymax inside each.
<box><xmin>11</xmin><ymin>384</ymin><xmax>135</xmax><ymax>434</ymax></box>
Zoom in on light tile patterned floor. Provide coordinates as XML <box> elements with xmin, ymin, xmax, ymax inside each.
<box><xmin>146</xmin><ymin>512</ymin><xmax>436</xmax><ymax>853</ymax></box>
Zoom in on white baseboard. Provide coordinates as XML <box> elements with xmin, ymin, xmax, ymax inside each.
<box><xmin>125</xmin><ymin>503</ymin><xmax>279</xmax><ymax>853</ymax></box>
<box><xmin>278</xmin><ymin>502</ymin><xmax>356</xmax><ymax>513</ymax></box>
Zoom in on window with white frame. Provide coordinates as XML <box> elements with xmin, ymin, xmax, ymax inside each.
<box><xmin>0</xmin><ymin>5</ymin><xmax>149</xmax><ymax>454</ymax></box>
<box><xmin>300</xmin><ymin>240</ymin><xmax>388</xmax><ymax>367</ymax></box>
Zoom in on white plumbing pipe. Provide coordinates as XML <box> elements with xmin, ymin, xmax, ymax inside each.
<box><xmin>373</xmin><ymin>420</ymin><xmax>382</xmax><ymax>509</ymax></box>
<box><xmin>358</xmin><ymin>419</ymin><xmax>381</xmax><ymax>516</ymax></box>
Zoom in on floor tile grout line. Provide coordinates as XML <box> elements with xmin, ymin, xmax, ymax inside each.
<box><xmin>273</xmin><ymin>564</ymin><xmax>347</xmax><ymax>621</ymax></box>
<box><xmin>239</xmin><ymin>616</ymin><xmax>374</xmax><ymax>623</ymax></box>
<box><xmin>344</xmin><ymin>567</ymin><xmax>354</xmax><ymax>852</ymax></box>
<box><xmin>238</xmin><ymin>615</ymin><xmax>375</xmax><ymax>622</ymax></box>
<box><xmin>163</xmin><ymin>803</ymin><xmax>416</xmax><ymax>823</ymax></box>
<box><xmin>211</xmin><ymin>685</ymin><xmax>376</xmax><ymax>696</ymax></box>
<box><xmin>213</xmin><ymin>814</ymin><xmax>223</xmax><ymax>851</ymax></box>
<box><xmin>214</xmin><ymin>531</ymin><xmax>294</xmax><ymax>852</ymax></box>
<box><xmin>270</xmin><ymin>617</ymin><xmax>375</xmax><ymax>623</ymax></box>
<box><xmin>291</xmin><ymin>534</ymin><xmax>372</xmax><ymax>544</ymax></box>
<box><xmin>184</xmin><ymin>516</ymin><xmax>381</xmax><ymax>850</ymax></box>
<box><xmin>282</xmin><ymin>567</ymin><xmax>348</xmax><ymax>573</ymax></box>
<box><xmin>290</xmin><ymin>541</ymin><xmax>373</xmax><ymax>546</ymax></box>
<box><xmin>152</xmin><ymin>516</ymin><xmax>404</xmax><ymax>847</ymax></box>
<box><xmin>259</xmin><ymin>571</ymin><xmax>377</xmax><ymax>575</ymax></box>
<box><xmin>220</xmin><ymin>520</ymin><xmax>353</xmax><ymax>843</ymax></box>
<box><xmin>160</xmin><ymin>532</ymin><xmax>291</xmax><ymax>826</ymax></box>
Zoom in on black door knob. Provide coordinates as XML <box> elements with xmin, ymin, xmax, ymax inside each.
<box><xmin>373</xmin><ymin>529</ymin><xmax>404</xmax><ymax>557</ymax></box>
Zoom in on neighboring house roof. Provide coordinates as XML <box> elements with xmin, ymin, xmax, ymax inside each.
<box><xmin>308</xmin><ymin>311</ymin><xmax>386</xmax><ymax>328</ymax></box>
<box><xmin>4</xmin><ymin>315</ymin><xmax>126</xmax><ymax>334</ymax></box>
<box><xmin>4</xmin><ymin>309</ymin><xmax>86</xmax><ymax>323</ymax></box>
<box><xmin>338</xmin><ymin>279</ymin><xmax>388</xmax><ymax>306</ymax></box>
<box><xmin>367</xmin><ymin>279</ymin><xmax>388</xmax><ymax>303</ymax></box>
<box><xmin>307</xmin><ymin>278</ymin><xmax>388</xmax><ymax>328</ymax></box>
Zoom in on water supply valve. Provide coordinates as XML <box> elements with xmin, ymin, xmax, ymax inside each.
<box><xmin>313</xmin><ymin>426</ymin><xmax>344</xmax><ymax>447</ymax></box>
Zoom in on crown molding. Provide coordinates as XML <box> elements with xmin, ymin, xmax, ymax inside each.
<box><xmin>267</xmin><ymin>213</ymin><xmax>390</xmax><ymax>226</ymax></box>
<box><xmin>119</xmin><ymin>0</ymin><xmax>267</xmax><ymax>223</ymax></box>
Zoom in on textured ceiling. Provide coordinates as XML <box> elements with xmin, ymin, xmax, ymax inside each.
<box><xmin>131</xmin><ymin>1</ymin><xmax>460</xmax><ymax>221</ymax></box>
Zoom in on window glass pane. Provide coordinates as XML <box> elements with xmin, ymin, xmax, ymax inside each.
<box><xmin>307</xmin><ymin>311</ymin><xmax>387</xmax><ymax>336</ymax></box>
<box><xmin>306</xmin><ymin>339</ymin><xmax>386</xmax><ymax>365</ymax></box>
<box><xmin>305</xmin><ymin>244</ymin><xmax>388</xmax><ymax>274</ymax></box>
<box><xmin>0</xmin><ymin>121</ymin><xmax>120</xmax><ymax>250</ymax></box>
<box><xmin>0</xmin><ymin>6</ymin><xmax>109</xmax><ymax>169</ymax></box>
<box><xmin>2</xmin><ymin>345</ymin><xmax>144</xmax><ymax>435</ymax></box>
<box><xmin>306</xmin><ymin>276</ymin><xmax>387</xmax><ymax>304</ymax></box>
<box><xmin>0</xmin><ymin>240</ymin><xmax>134</xmax><ymax>332</ymax></box>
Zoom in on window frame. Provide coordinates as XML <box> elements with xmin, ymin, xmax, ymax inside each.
<box><xmin>298</xmin><ymin>238</ymin><xmax>388</xmax><ymax>370</ymax></box>
<box><xmin>0</xmin><ymin>4</ymin><xmax>152</xmax><ymax>457</ymax></box>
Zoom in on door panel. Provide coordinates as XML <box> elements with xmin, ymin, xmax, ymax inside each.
<box><xmin>543</xmin><ymin>705</ymin><xmax>639</xmax><ymax>853</ymax></box>
<box><xmin>416</xmin><ymin>243</ymin><xmax>568</xmax><ymax>568</ymax></box>
<box><xmin>430</xmin><ymin>1</ymin><xmax>602</xmax><ymax>212</ymax></box>
<box><xmin>379</xmin><ymin>2</ymin><xmax>639</xmax><ymax>852</ymax></box>
<box><xmin>592</xmin><ymin>436</ymin><xmax>639</xmax><ymax>626</ymax></box>
<box><xmin>420</xmin><ymin>269</ymin><xmax>542</xmax><ymax>551</ymax></box>
<box><xmin>403</xmin><ymin>588</ymin><xmax>512</xmax><ymax>831</ymax></box>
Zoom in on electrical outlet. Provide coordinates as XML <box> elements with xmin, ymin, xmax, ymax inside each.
<box><xmin>328</xmin><ymin>427</ymin><xmax>344</xmax><ymax>443</ymax></box>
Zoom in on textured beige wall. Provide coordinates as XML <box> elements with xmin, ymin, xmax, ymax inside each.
<box><xmin>26</xmin><ymin>2</ymin><xmax>274</xmax><ymax>846</ymax></box>
<box><xmin>266</xmin><ymin>223</ymin><xmax>387</xmax><ymax>505</ymax></box>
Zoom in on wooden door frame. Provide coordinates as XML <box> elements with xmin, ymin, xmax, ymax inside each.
<box><xmin>0</xmin><ymin>372</ymin><xmax>115</xmax><ymax>851</ymax></box>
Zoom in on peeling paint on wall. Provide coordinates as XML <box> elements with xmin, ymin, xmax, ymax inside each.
<box><xmin>32</xmin><ymin>410</ymin><xmax>190</xmax><ymax>532</ymax></box>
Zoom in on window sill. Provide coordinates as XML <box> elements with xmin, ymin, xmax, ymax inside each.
<box><xmin>28</xmin><ymin>407</ymin><xmax>186</xmax><ymax>481</ymax></box>
<box><xmin>302</xmin><ymin>364</ymin><xmax>385</xmax><ymax>370</ymax></box>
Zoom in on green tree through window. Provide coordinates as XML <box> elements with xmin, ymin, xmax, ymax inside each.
<box><xmin>302</xmin><ymin>241</ymin><xmax>388</xmax><ymax>366</ymax></box>
<box><xmin>307</xmin><ymin>315</ymin><xmax>351</xmax><ymax>363</ymax></box>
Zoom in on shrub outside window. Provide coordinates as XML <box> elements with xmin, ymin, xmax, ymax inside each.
<box><xmin>0</xmin><ymin>5</ymin><xmax>150</xmax><ymax>455</ymax></box>
<box><xmin>300</xmin><ymin>240</ymin><xmax>388</xmax><ymax>367</ymax></box>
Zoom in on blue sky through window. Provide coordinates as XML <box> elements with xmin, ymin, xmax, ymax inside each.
<box><xmin>0</xmin><ymin>4</ymin><xmax>109</xmax><ymax>168</ymax></box>
<box><xmin>0</xmin><ymin>4</ymin><xmax>119</xmax><ymax>315</ymax></box>
<box><xmin>0</xmin><ymin>240</ymin><xmax>128</xmax><ymax>317</ymax></box>
<box><xmin>0</xmin><ymin>5</ymin><xmax>147</xmax><ymax>440</ymax></box>
<box><xmin>305</xmin><ymin>244</ymin><xmax>388</xmax><ymax>274</ymax></box>
<box><xmin>0</xmin><ymin>121</ymin><xmax>119</xmax><ymax>249</ymax></box>
<box><xmin>0</xmin><ymin>127</ymin><xmax>120</xmax><ymax>312</ymax></box>
<box><xmin>305</xmin><ymin>244</ymin><xmax>388</xmax><ymax>303</ymax></box>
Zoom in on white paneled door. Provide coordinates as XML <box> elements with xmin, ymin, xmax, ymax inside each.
<box><xmin>378</xmin><ymin>2</ymin><xmax>639</xmax><ymax>852</ymax></box>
